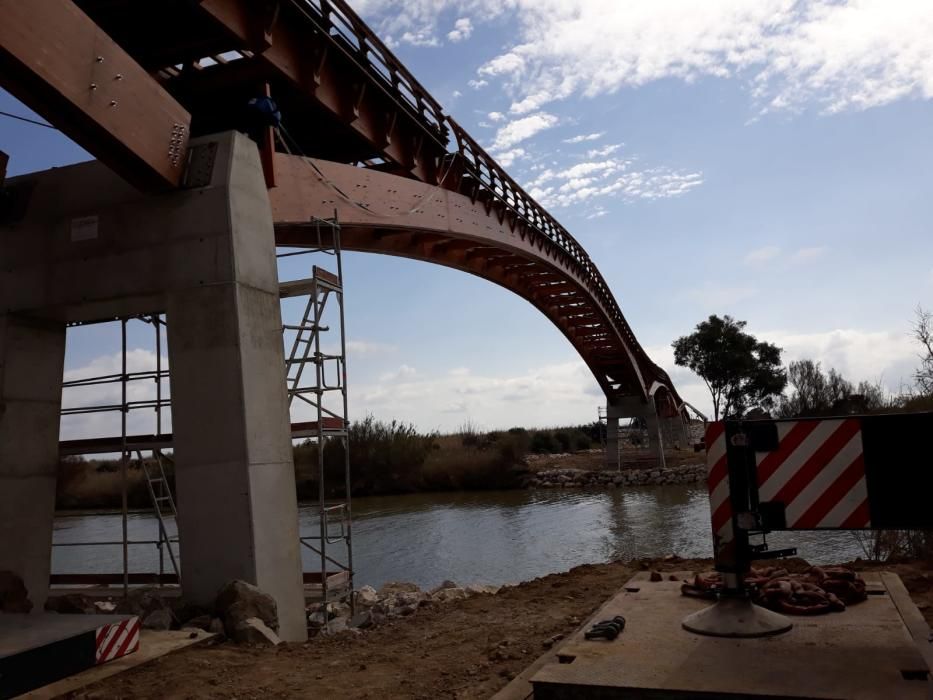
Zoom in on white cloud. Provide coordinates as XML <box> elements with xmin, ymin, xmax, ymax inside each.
<box><xmin>353</xmin><ymin>360</ymin><xmax>601</xmax><ymax>431</ymax></box>
<box><xmin>467</xmin><ymin>79</ymin><xmax>488</xmax><ymax>89</ymax></box>
<box><xmin>791</xmin><ymin>246</ymin><xmax>827</xmax><ymax>262</ymax></box>
<box><xmin>491</xmin><ymin>112</ymin><xmax>559</xmax><ymax>150</ymax></box>
<box><xmin>563</xmin><ymin>132</ymin><xmax>604</xmax><ymax>144</ymax></box>
<box><xmin>527</xmin><ymin>156</ymin><xmax>703</xmax><ymax>208</ymax></box>
<box><xmin>451</xmin><ymin>89</ymin><xmax>463</xmax><ymax>98</ymax></box>
<box><xmin>361</xmin><ymin>1</ymin><xmax>933</xmax><ymax>116</ymax></box>
<box><xmin>743</xmin><ymin>245</ymin><xmax>782</xmax><ymax>265</ymax></box>
<box><xmin>379</xmin><ymin>364</ymin><xmax>417</xmax><ymax>382</ymax></box>
<box><xmin>399</xmin><ymin>29</ymin><xmax>439</xmax><ymax>47</ymax></box>
<box><xmin>447</xmin><ymin>17</ymin><xmax>473</xmax><ymax>42</ymax></box>
<box><xmin>587</xmin><ymin>144</ymin><xmax>621</xmax><ymax>158</ymax></box>
<box><xmin>491</xmin><ymin>147</ymin><xmax>526</xmax><ymax>167</ymax></box>
<box><xmin>347</xmin><ymin>340</ymin><xmax>398</xmax><ymax>357</ymax></box>
<box><xmin>488</xmin><ymin>111</ymin><xmax>506</xmax><ymax>122</ymax></box>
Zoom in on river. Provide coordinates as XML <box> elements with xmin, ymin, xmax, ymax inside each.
<box><xmin>52</xmin><ymin>484</ymin><xmax>867</xmax><ymax>590</ymax></box>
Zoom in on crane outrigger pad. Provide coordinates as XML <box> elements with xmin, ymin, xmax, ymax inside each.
<box><xmin>519</xmin><ymin>571</ymin><xmax>930</xmax><ymax>700</ymax></box>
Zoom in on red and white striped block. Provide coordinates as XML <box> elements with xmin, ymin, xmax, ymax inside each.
<box><xmin>756</xmin><ymin>418</ymin><xmax>870</xmax><ymax>529</ymax></box>
<box><xmin>705</xmin><ymin>422</ymin><xmax>733</xmax><ymax>558</ymax></box>
<box><xmin>95</xmin><ymin>616</ymin><xmax>140</xmax><ymax>664</ymax></box>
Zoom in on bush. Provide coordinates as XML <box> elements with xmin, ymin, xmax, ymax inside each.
<box><xmin>574</xmin><ymin>432</ymin><xmax>593</xmax><ymax>450</ymax></box>
<box><xmin>530</xmin><ymin>431</ymin><xmax>557</xmax><ymax>454</ymax></box>
<box><xmin>554</xmin><ymin>431</ymin><xmax>572</xmax><ymax>453</ymax></box>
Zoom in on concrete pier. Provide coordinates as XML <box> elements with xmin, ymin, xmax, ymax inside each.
<box><xmin>0</xmin><ymin>131</ymin><xmax>307</xmax><ymax>640</ymax></box>
<box><xmin>606</xmin><ymin>396</ymin><xmax>666</xmax><ymax>470</ymax></box>
<box><xmin>0</xmin><ymin>316</ymin><xmax>65</xmax><ymax>612</ymax></box>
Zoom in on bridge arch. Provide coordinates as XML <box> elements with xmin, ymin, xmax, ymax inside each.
<box><xmin>270</xmin><ymin>154</ymin><xmax>683</xmax><ymax>413</ymax></box>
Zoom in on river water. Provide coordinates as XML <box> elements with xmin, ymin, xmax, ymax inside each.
<box><xmin>52</xmin><ymin>484</ymin><xmax>867</xmax><ymax>590</ymax></box>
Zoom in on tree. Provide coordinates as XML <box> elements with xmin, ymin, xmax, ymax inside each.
<box><xmin>777</xmin><ymin>359</ymin><xmax>892</xmax><ymax>417</ymax></box>
<box><xmin>673</xmin><ymin>315</ymin><xmax>787</xmax><ymax>420</ymax></box>
<box><xmin>913</xmin><ymin>305</ymin><xmax>933</xmax><ymax>396</ymax></box>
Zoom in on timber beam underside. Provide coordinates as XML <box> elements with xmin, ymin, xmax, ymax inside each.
<box><xmin>270</xmin><ymin>154</ymin><xmax>675</xmax><ymax>403</ymax></box>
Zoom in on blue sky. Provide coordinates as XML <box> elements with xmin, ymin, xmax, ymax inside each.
<box><xmin>4</xmin><ymin>0</ymin><xmax>933</xmax><ymax>435</ymax></box>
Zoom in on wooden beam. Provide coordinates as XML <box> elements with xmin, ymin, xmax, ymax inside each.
<box><xmin>0</xmin><ymin>0</ymin><xmax>192</xmax><ymax>190</ymax></box>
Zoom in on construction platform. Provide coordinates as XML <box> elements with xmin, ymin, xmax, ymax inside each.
<box><xmin>496</xmin><ymin>571</ymin><xmax>932</xmax><ymax>700</ymax></box>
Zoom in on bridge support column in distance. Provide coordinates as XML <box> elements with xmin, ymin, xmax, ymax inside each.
<box><xmin>0</xmin><ymin>315</ymin><xmax>65</xmax><ymax>611</ymax></box>
<box><xmin>644</xmin><ymin>397</ymin><xmax>666</xmax><ymax>469</ymax></box>
<box><xmin>605</xmin><ymin>405</ymin><xmax>620</xmax><ymax>470</ymax></box>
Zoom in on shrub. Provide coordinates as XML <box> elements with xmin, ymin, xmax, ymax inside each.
<box><xmin>530</xmin><ymin>431</ymin><xmax>557</xmax><ymax>454</ymax></box>
<box><xmin>554</xmin><ymin>431</ymin><xmax>572</xmax><ymax>453</ymax></box>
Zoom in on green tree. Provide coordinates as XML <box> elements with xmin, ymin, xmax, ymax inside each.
<box><xmin>672</xmin><ymin>315</ymin><xmax>786</xmax><ymax>420</ymax></box>
<box><xmin>777</xmin><ymin>360</ymin><xmax>891</xmax><ymax>417</ymax></box>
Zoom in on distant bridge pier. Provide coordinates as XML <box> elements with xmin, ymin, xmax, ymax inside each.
<box><xmin>605</xmin><ymin>396</ymin><xmax>666</xmax><ymax>470</ymax></box>
<box><xmin>0</xmin><ymin>132</ymin><xmax>307</xmax><ymax>641</ymax></box>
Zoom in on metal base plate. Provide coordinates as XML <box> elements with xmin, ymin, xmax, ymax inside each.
<box><xmin>681</xmin><ymin>596</ymin><xmax>792</xmax><ymax>638</ymax></box>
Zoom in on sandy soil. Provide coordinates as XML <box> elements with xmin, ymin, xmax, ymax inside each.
<box><xmin>82</xmin><ymin>557</ymin><xmax>933</xmax><ymax>700</ymax></box>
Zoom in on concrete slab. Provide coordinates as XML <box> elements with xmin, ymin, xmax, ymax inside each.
<box><xmin>501</xmin><ymin>571</ymin><xmax>931</xmax><ymax>700</ymax></box>
<box><xmin>17</xmin><ymin>629</ymin><xmax>217</xmax><ymax>700</ymax></box>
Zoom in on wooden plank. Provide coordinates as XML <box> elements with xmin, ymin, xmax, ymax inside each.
<box><xmin>0</xmin><ymin>0</ymin><xmax>191</xmax><ymax>190</ymax></box>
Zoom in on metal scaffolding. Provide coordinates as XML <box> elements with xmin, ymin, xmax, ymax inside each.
<box><xmin>278</xmin><ymin>216</ymin><xmax>354</xmax><ymax>609</ymax></box>
<box><xmin>58</xmin><ymin>314</ymin><xmax>178</xmax><ymax>595</ymax></box>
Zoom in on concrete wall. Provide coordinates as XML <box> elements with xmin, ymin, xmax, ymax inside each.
<box><xmin>0</xmin><ymin>132</ymin><xmax>307</xmax><ymax>640</ymax></box>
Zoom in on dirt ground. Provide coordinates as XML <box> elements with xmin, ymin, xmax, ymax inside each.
<box><xmin>82</xmin><ymin>557</ymin><xmax>933</xmax><ymax>700</ymax></box>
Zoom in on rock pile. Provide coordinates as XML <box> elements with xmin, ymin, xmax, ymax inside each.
<box><xmin>0</xmin><ymin>571</ymin><xmax>32</xmax><ymax>613</ymax></box>
<box><xmin>529</xmin><ymin>464</ymin><xmax>705</xmax><ymax>489</ymax></box>
<box><xmin>307</xmin><ymin>579</ymin><xmax>502</xmax><ymax>636</ymax></box>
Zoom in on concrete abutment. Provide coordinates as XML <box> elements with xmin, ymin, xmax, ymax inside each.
<box><xmin>0</xmin><ymin>131</ymin><xmax>307</xmax><ymax>640</ymax></box>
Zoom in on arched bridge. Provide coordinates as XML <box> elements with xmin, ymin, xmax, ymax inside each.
<box><xmin>271</xmin><ymin>154</ymin><xmax>682</xmax><ymax>413</ymax></box>
<box><xmin>0</xmin><ymin>0</ymin><xmax>684</xmax><ymax>417</ymax></box>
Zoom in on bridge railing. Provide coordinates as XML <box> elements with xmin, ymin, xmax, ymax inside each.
<box><xmin>293</xmin><ymin>0</ymin><xmax>448</xmax><ymax>145</ymax></box>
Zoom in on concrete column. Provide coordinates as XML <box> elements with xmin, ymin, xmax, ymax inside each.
<box><xmin>0</xmin><ymin>315</ymin><xmax>65</xmax><ymax>611</ymax></box>
<box><xmin>662</xmin><ymin>416</ymin><xmax>679</xmax><ymax>450</ymax></box>
<box><xmin>644</xmin><ymin>397</ymin><xmax>666</xmax><ymax>469</ymax></box>
<box><xmin>0</xmin><ymin>132</ymin><xmax>306</xmax><ymax>636</ymax></box>
<box><xmin>605</xmin><ymin>413</ymin><xmax>620</xmax><ymax>470</ymax></box>
<box><xmin>167</xmin><ymin>133</ymin><xmax>306</xmax><ymax>642</ymax></box>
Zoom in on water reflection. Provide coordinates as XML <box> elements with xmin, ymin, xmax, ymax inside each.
<box><xmin>53</xmin><ymin>485</ymin><xmax>866</xmax><ymax>590</ymax></box>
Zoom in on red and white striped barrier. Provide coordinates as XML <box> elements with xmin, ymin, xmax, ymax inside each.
<box><xmin>756</xmin><ymin>418</ymin><xmax>870</xmax><ymax>530</ymax></box>
<box><xmin>704</xmin><ymin>422</ymin><xmax>733</xmax><ymax>560</ymax></box>
<box><xmin>95</xmin><ymin>616</ymin><xmax>140</xmax><ymax>664</ymax></box>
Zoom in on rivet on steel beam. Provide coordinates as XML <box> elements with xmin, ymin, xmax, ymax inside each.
<box><xmin>96</xmin><ymin>56</ymin><xmax>104</xmax><ymax>63</ymax></box>
<box><xmin>115</xmin><ymin>74</ymin><xmax>123</xmax><ymax>80</ymax></box>
<box><xmin>89</xmin><ymin>83</ymin><xmax>98</xmax><ymax>90</ymax></box>
<box><xmin>109</xmin><ymin>100</ymin><xmax>118</xmax><ymax>107</ymax></box>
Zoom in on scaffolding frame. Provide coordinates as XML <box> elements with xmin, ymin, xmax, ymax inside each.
<box><xmin>278</xmin><ymin>216</ymin><xmax>354</xmax><ymax>610</ymax></box>
<box><xmin>58</xmin><ymin>314</ymin><xmax>178</xmax><ymax>596</ymax></box>
<box><xmin>54</xmin><ymin>219</ymin><xmax>355</xmax><ymax>619</ymax></box>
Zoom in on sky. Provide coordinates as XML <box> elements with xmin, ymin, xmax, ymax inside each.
<box><xmin>3</xmin><ymin>0</ymin><xmax>933</xmax><ymax>437</ymax></box>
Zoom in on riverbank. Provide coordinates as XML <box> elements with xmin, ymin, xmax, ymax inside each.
<box><xmin>83</xmin><ymin>556</ymin><xmax>933</xmax><ymax>699</ymax></box>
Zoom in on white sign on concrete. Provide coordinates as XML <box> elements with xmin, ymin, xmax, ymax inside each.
<box><xmin>70</xmin><ymin>215</ymin><xmax>99</xmax><ymax>242</ymax></box>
